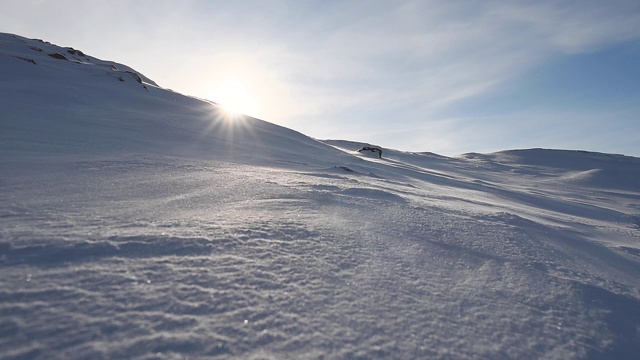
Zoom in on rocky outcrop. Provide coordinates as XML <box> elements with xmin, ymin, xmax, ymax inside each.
<box><xmin>47</xmin><ymin>52</ymin><xmax>69</xmax><ymax>61</ymax></box>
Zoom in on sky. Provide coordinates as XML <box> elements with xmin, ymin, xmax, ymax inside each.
<box><xmin>2</xmin><ymin>0</ymin><xmax>640</xmax><ymax>156</ymax></box>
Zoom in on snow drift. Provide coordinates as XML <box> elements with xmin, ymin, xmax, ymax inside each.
<box><xmin>1</xmin><ymin>32</ymin><xmax>640</xmax><ymax>359</ymax></box>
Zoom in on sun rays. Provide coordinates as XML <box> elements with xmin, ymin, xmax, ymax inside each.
<box><xmin>209</xmin><ymin>78</ymin><xmax>259</xmax><ymax>117</ymax></box>
<box><xmin>198</xmin><ymin>60</ymin><xmax>274</xmax><ymax>146</ymax></box>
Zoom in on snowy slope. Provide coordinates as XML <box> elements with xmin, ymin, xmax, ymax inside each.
<box><xmin>2</xmin><ymin>33</ymin><xmax>640</xmax><ymax>359</ymax></box>
<box><xmin>0</xmin><ymin>33</ymin><xmax>350</xmax><ymax>166</ymax></box>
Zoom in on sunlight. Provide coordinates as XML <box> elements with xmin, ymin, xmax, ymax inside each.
<box><xmin>210</xmin><ymin>79</ymin><xmax>259</xmax><ymax>117</ymax></box>
<box><xmin>196</xmin><ymin>55</ymin><xmax>300</xmax><ymax>126</ymax></box>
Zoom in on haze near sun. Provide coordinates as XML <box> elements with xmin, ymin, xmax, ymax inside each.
<box><xmin>210</xmin><ymin>78</ymin><xmax>259</xmax><ymax>117</ymax></box>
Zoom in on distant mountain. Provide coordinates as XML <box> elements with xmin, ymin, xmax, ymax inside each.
<box><xmin>461</xmin><ymin>148</ymin><xmax>640</xmax><ymax>191</ymax></box>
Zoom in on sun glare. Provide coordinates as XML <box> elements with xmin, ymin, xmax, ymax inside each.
<box><xmin>211</xmin><ymin>79</ymin><xmax>259</xmax><ymax>116</ymax></box>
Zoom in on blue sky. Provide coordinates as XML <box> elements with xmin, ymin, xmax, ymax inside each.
<box><xmin>2</xmin><ymin>0</ymin><xmax>640</xmax><ymax>156</ymax></box>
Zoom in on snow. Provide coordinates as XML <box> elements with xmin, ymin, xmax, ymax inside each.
<box><xmin>2</xmin><ymin>32</ymin><xmax>640</xmax><ymax>359</ymax></box>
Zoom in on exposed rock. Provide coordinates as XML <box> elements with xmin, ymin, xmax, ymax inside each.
<box><xmin>124</xmin><ymin>71</ymin><xmax>143</xmax><ymax>84</ymax></box>
<box><xmin>48</xmin><ymin>52</ymin><xmax>69</xmax><ymax>61</ymax></box>
<box><xmin>66</xmin><ymin>47</ymin><xmax>85</xmax><ymax>57</ymax></box>
<box><xmin>335</xmin><ymin>166</ymin><xmax>354</xmax><ymax>172</ymax></box>
<box><xmin>97</xmin><ymin>63</ymin><xmax>119</xmax><ymax>71</ymax></box>
<box><xmin>358</xmin><ymin>146</ymin><xmax>383</xmax><ymax>158</ymax></box>
<box><xmin>11</xmin><ymin>55</ymin><xmax>36</xmax><ymax>65</ymax></box>
<box><xmin>109</xmin><ymin>71</ymin><xmax>148</xmax><ymax>90</ymax></box>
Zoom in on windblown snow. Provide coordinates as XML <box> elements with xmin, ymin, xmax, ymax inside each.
<box><xmin>1</xmin><ymin>33</ymin><xmax>640</xmax><ymax>359</ymax></box>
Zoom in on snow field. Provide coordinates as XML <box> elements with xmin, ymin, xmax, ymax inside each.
<box><xmin>2</xmin><ymin>32</ymin><xmax>640</xmax><ymax>359</ymax></box>
<box><xmin>2</xmin><ymin>154</ymin><xmax>639</xmax><ymax>358</ymax></box>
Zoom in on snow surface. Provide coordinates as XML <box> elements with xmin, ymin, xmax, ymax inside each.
<box><xmin>2</xmin><ymin>32</ymin><xmax>640</xmax><ymax>359</ymax></box>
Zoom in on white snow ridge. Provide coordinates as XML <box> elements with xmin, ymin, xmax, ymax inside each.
<box><xmin>1</xmin><ymin>32</ymin><xmax>640</xmax><ymax>359</ymax></box>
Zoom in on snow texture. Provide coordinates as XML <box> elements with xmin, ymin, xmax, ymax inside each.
<box><xmin>1</xmin><ymin>32</ymin><xmax>640</xmax><ymax>359</ymax></box>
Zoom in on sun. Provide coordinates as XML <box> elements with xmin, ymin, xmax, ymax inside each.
<box><xmin>210</xmin><ymin>79</ymin><xmax>259</xmax><ymax>116</ymax></box>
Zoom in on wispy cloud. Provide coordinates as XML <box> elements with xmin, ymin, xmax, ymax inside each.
<box><xmin>208</xmin><ymin>0</ymin><xmax>636</xmax><ymax>135</ymax></box>
<box><xmin>267</xmin><ymin>0</ymin><xmax>640</xmax><ymax>152</ymax></box>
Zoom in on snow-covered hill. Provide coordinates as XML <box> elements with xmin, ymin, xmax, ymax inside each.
<box><xmin>1</xmin><ymin>33</ymin><xmax>640</xmax><ymax>359</ymax></box>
